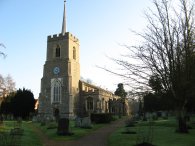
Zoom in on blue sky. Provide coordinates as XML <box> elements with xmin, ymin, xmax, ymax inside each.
<box><xmin>0</xmin><ymin>0</ymin><xmax>153</xmax><ymax>98</ymax></box>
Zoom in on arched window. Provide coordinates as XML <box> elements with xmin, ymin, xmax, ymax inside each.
<box><xmin>55</xmin><ymin>45</ymin><xmax>60</xmax><ymax>58</ymax></box>
<box><xmin>51</xmin><ymin>78</ymin><xmax>62</xmax><ymax>103</ymax></box>
<box><xmin>73</xmin><ymin>47</ymin><xmax>76</xmax><ymax>60</ymax></box>
<box><xmin>86</xmin><ymin>97</ymin><xmax>93</xmax><ymax>111</ymax></box>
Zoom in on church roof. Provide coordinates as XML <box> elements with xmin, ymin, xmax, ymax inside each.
<box><xmin>79</xmin><ymin>80</ymin><xmax>118</xmax><ymax>96</ymax></box>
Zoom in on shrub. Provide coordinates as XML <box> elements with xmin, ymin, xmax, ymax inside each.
<box><xmin>91</xmin><ymin>113</ymin><xmax>112</xmax><ymax>123</ymax></box>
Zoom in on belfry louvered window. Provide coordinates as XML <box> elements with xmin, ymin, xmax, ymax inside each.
<box><xmin>55</xmin><ymin>45</ymin><xmax>61</xmax><ymax>58</ymax></box>
<box><xmin>73</xmin><ymin>47</ymin><xmax>76</xmax><ymax>60</ymax></box>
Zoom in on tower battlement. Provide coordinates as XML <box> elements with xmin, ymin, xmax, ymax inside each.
<box><xmin>47</xmin><ymin>32</ymin><xmax>79</xmax><ymax>43</ymax></box>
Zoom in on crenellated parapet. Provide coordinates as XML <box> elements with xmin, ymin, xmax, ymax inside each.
<box><xmin>47</xmin><ymin>32</ymin><xmax>79</xmax><ymax>43</ymax></box>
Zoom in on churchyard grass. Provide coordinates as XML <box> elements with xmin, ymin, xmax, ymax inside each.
<box><xmin>33</xmin><ymin>120</ymin><xmax>107</xmax><ymax>141</ymax></box>
<box><xmin>21</xmin><ymin>121</ymin><xmax>42</xmax><ymax>146</ymax></box>
<box><xmin>1</xmin><ymin>120</ymin><xmax>107</xmax><ymax>145</ymax></box>
<box><xmin>0</xmin><ymin>121</ymin><xmax>42</xmax><ymax>146</ymax></box>
<box><xmin>108</xmin><ymin>117</ymin><xmax>195</xmax><ymax>146</ymax></box>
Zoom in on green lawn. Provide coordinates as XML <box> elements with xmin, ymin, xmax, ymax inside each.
<box><xmin>0</xmin><ymin>121</ymin><xmax>42</xmax><ymax>146</ymax></box>
<box><xmin>21</xmin><ymin>121</ymin><xmax>42</xmax><ymax>146</ymax></box>
<box><xmin>2</xmin><ymin>117</ymin><xmax>195</xmax><ymax>146</ymax></box>
<box><xmin>108</xmin><ymin>117</ymin><xmax>195</xmax><ymax>146</ymax></box>
<box><xmin>33</xmin><ymin>120</ymin><xmax>107</xmax><ymax>141</ymax></box>
<box><xmin>0</xmin><ymin>120</ymin><xmax>108</xmax><ymax>146</ymax></box>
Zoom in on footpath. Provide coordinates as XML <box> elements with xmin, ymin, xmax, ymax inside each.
<box><xmin>32</xmin><ymin>118</ymin><xmax>126</xmax><ymax>146</ymax></box>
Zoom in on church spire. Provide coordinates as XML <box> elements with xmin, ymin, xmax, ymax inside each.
<box><xmin>62</xmin><ymin>0</ymin><xmax>66</xmax><ymax>35</ymax></box>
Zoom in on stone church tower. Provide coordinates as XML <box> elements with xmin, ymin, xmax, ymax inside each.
<box><xmin>38</xmin><ymin>1</ymin><xmax>80</xmax><ymax>119</ymax></box>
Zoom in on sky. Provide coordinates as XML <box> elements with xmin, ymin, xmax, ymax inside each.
<box><xmin>0</xmin><ymin>0</ymin><xmax>153</xmax><ymax>98</ymax></box>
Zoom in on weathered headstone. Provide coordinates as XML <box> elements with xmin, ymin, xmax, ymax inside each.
<box><xmin>75</xmin><ymin>117</ymin><xmax>92</xmax><ymax>128</ymax></box>
<box><xmin>75</xmin><ymin>117</ymin><xmax>81</xmax><ymax>127</ymax></box>
<box><xmin>145</xmin><ymin>112</ymin><xmax>150</xmax><ymax>119</ymax></box>
<box><xmin>57</xmin><ymin>118</ymin><xmax>73</xmax><ymax>135</ymax></box>
<box><xmin>81</xmin><ymin>117</ymin><xmax>92</xmax><ymax>128</ymax></box>
<box><xmin>40</xmin><ymin>116</ymin><xmax>46</xmax><ymax>126</ymax></box>
<box><xmin>152</xmin><ymin>112</ymin><xmax>158</xmax><ymax>120</ymax></box>
<box><xmin>32</xmin><ymin>116</ymin><xmax>37</xmax><ymax>122</ymax></box>
<box><xmin>162</xmin><ymin>111</ymin><xmax>168</xmax><ymax>119</ymax></box>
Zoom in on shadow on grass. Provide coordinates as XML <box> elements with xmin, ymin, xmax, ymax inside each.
<box><xmin>135</xmin><ymin>142</ymin><xmax>156</xmax><ymax>146</ymax></box>
<box><xmin>121</xmin><ymin>131</ymin><xmax>136</xmax><ymax>134</ymax></box>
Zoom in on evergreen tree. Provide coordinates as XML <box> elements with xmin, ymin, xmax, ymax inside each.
<box><xmin>0</xmin><ymin>88</ymin><xmax>35</xmax><ymax>119</ymax></box>
<box><xmin>114</xmin><ymin>83</ymin><xmax>127</xmax><ymax>98</ymax></box>
<box><xmin>12</xmin><ymin>88</ymin><xmax>35</xmax><ymax>119</ymax></box>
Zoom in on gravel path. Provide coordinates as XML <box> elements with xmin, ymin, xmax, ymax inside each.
<box><xmin>31</xmin><ymin>118</ymin><xmax>126</xmax><ymax>146</ymax></box>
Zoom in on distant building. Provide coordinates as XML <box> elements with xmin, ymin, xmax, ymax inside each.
<box><xmin>38</xmin><ymin>2</ymin><xmax>129</xmax><ymax>119</ymax></box>
<box><xmin>34</xmin><ymin>99</ymin><xmax>39</xmax><ymax>110</ymax></box>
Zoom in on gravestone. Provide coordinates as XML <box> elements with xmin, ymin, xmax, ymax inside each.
<box><xmin>40</xmin><ymin>116</ymin><xmax>46</xmax><ymax>126</ymax></box>
<box><xmin>81</xmin><ymin>117</ymin><xmax>92</xmax><ymax>128</ymax></box>
<box><xmin>75</xmin><ymin>117</ymin><xmax>81</xmax><ymax>127</ymax></box>
<box><xmin>57</xmin><ymin>118</ymin><xmax>73</xmax><ymax>135</ymax></box>
<box><xmin>162</xmin><ymin>111</ymin><xmax>168</xmax><ymax>119</ymax></box>
<box><xmin>75</xmin><ymin>117</ymin><xmax>92</xmax><ymax>128</ymax></box>
<box><xmin>32</xmin><ymin>116</ymin><xmax>38</xmax><ymax>122</ymax></box>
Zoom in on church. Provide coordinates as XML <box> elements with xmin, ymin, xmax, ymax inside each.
<box><xmin>38</xmin><ymin>2</ymin><xmax>129</xmax><ymax>119</ymax></box>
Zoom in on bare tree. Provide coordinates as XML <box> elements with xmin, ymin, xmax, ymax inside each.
<box><xmin>0</xmin><ymin>43</ymin><xmax>6</xmax><ymax>58</ymax></box>
<box><xmin>0</xmin><ymin>74</ymin><xmax>16</xmax><ymax>98</ymax></box>
<box><xmin>0</xmin><ymin>74</ymin><xmax>5</xmax><ymax>97</ymax></box>
<box><xmin>102</xmin><ymin>0</ymin><xmax>195</xmax><ymax>133</ymax></box>
<box><xmin>4</xmin><ymin>75</ymin><xmax>16</xmax><ymax>94</ymax></box>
